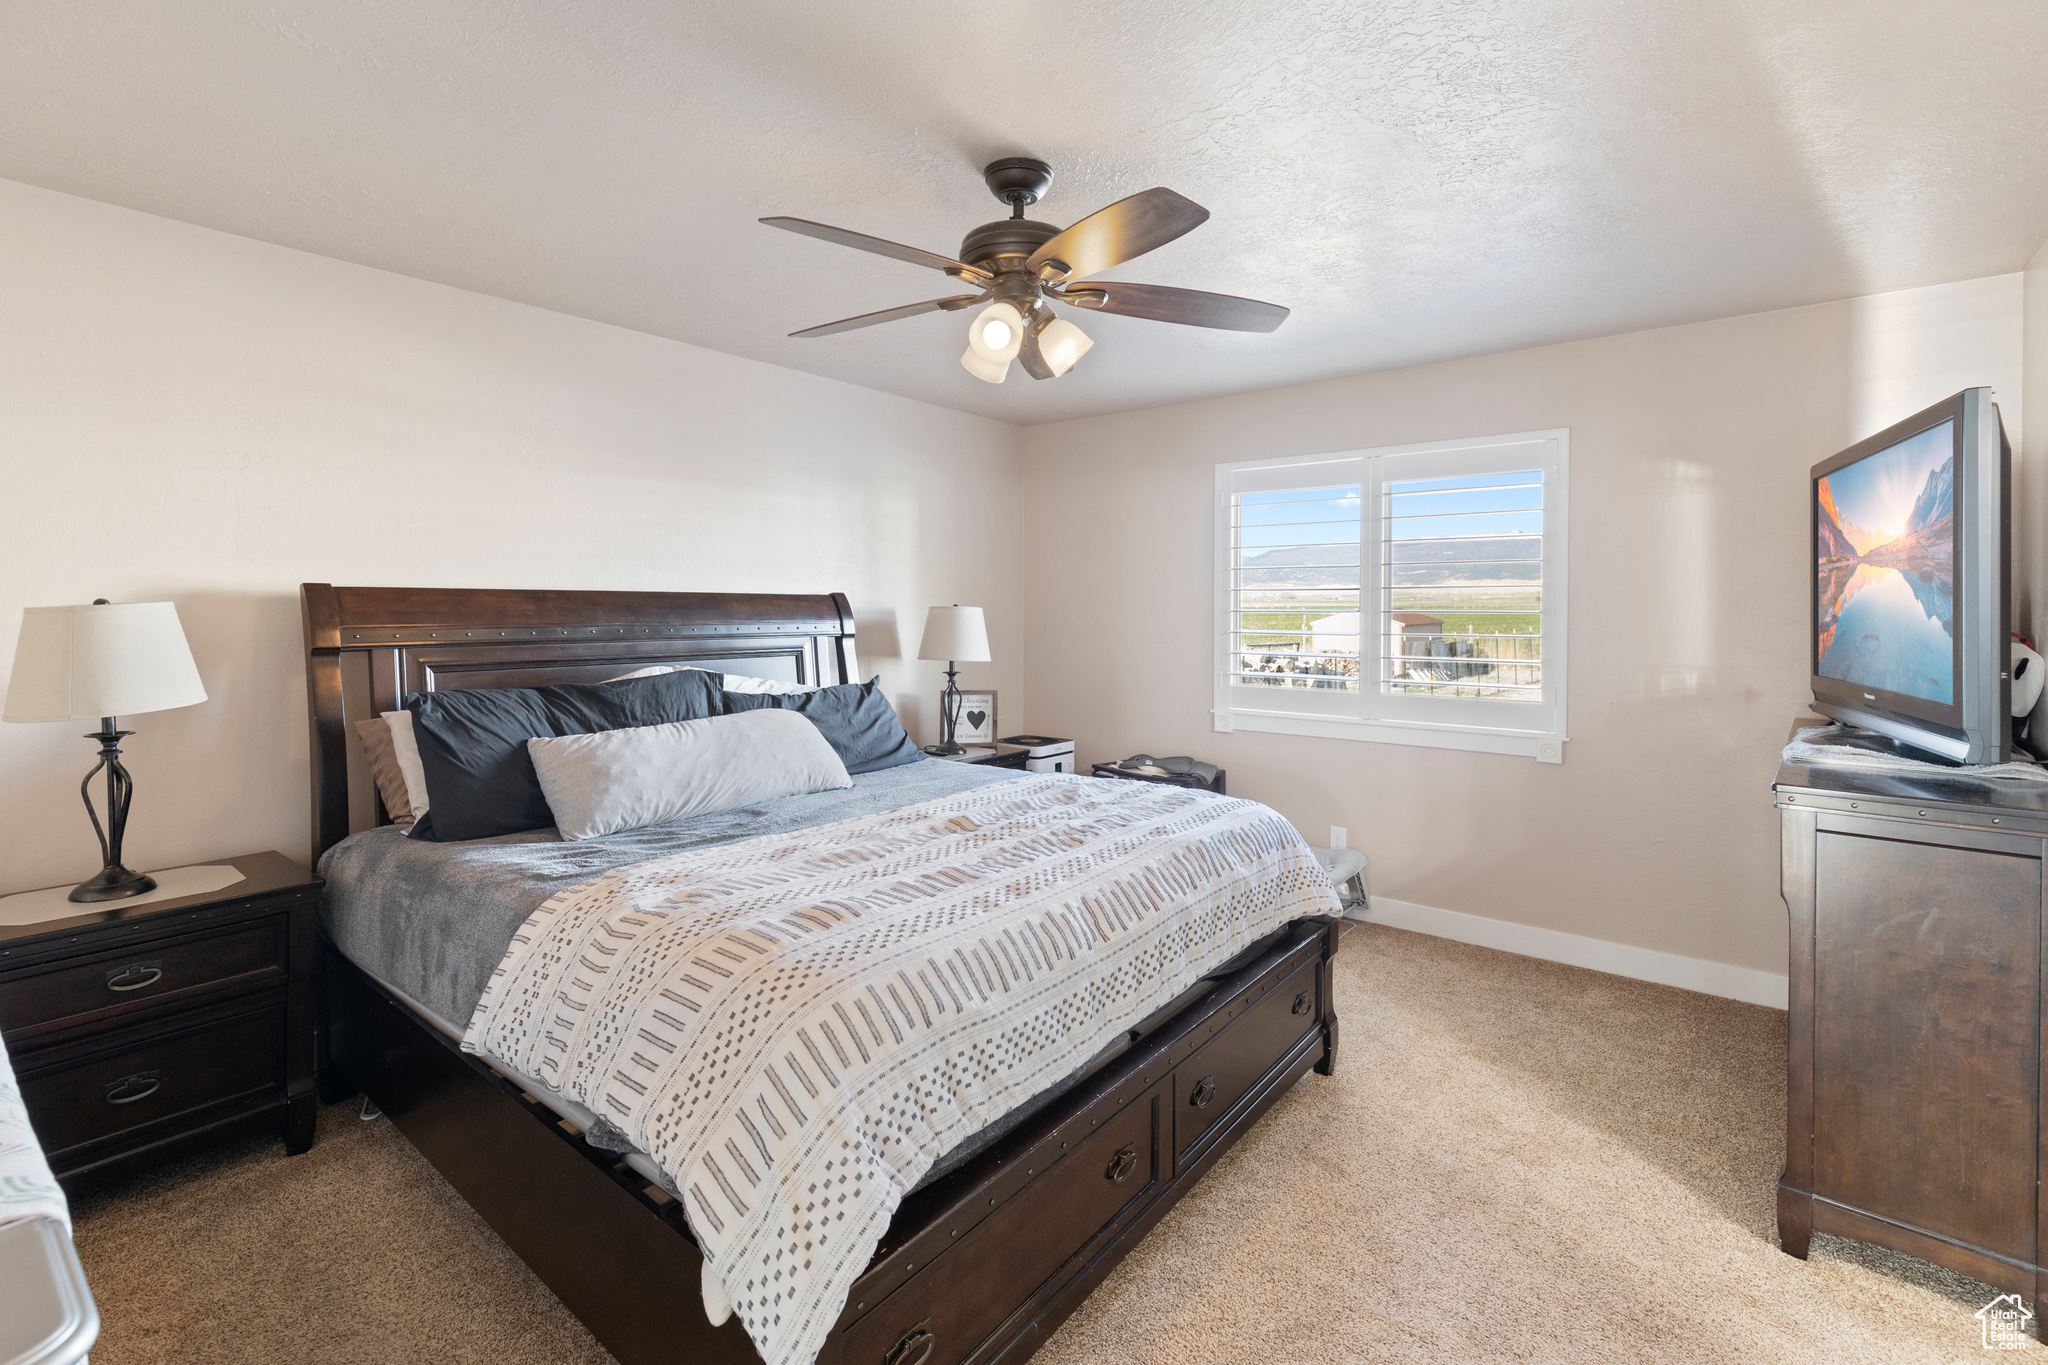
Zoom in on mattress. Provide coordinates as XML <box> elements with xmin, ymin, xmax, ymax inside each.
<box><xmin>319</xmin><ymin>758</ymin><xmax>1020</xmax><ymax>1027</ymax></box>
<box><xmin>365</xmin><ymin>948</ymin><xmax>1153</xmax><ymax>1201</ymax></box>
<box><xmin>317</xmin><ymin>758</ymin><xmax>1140</xmax><ymax>1196</ymax></box>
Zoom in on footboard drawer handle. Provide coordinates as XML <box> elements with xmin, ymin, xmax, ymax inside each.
<box><xmin>883</xmin><ymin>1319</ymin><xmax>934</xmax><ymax>1365</ymax></box>
<box><xmin>104</xmin><ymin>1069</ymin><xmax>162</xmax><ymax>1105</ymax></box>
<box><xmin>1191</xmin><ymin>1075</ymin><xmax>1216</xmax><ymax>1109</ymax></box>
<box><xmin>1292</xmin><ymin>991</ymin><xmax>1311</xmax><ymax>1016</ymax></box>
<box><xmin>1106</xmin><ymin>1145</ymin><xmax>1139</xmax><ymax>1183</ymax></box>
<box><xmin>106</xmin><ymin>961</ymin><xmax>164</xmax><ymax>992</ymax></box>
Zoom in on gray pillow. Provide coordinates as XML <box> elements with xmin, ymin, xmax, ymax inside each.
<box><xmin>526</xmin><ymin>709</ymin><xmax>852</xmax><ymax>841</ymax></box>
<box><xmin>721</xmin><ymin>677</ymin><xmax>922</xmax><ymax>774</ymax></box>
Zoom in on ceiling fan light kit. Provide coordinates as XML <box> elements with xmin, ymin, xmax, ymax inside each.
<box><xmin>959</xmin><ymin>346</ymin><xmax>1010</xmax><ymax>384</ymax></box>
<box><xmin>969</xmin><ymin>301</ymin><xmax>1025</xmax><ymax>362</ymax></box>
<box><xmin>1035</xmin><ymin>316</ymin><xmax>1093</xmax><ymax>377</ymax></box>
<box><xmin>763</xmin><ymin>157</ymin><xmax>1288</xmax><ymax>384</ymax></box>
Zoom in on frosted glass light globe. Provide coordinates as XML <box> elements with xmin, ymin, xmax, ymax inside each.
<box><xmin>1036</xmin><ymin>318</ymin><xmax>1094</xmax><ymax>377</ymax></box>
<box><xmin>961</xmin><ymin>346</ymin><xmax>1009</xmax><ymax>383</ymax></box>
<box><xmin>967</xmin><ymin>302</ymin><xmax>1025</xmax><ymax>363</ymax></box>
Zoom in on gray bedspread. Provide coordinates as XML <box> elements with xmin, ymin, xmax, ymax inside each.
<box><xmin>318</xmin><ymin>757</ymin><xmax>1021</xmax><ymax>1029</ymax></box>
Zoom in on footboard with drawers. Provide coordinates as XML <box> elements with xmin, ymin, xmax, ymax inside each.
<box><xmin>324</xmin><ymin>915</ymin><xmax>1341</xmax><ymax>1365</ymax></box>
<box><xmin>836</xmin><ymin>920</ymin><xmax>1336</xmax><ymax>1365</ymax></box>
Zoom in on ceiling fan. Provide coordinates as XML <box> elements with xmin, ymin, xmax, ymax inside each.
<box><xmin>761</xmin><ymin>157</ymin><xmax>1289</xmax><ymax>384</ymax></box>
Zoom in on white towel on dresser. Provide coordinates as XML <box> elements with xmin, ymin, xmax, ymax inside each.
<box><xmin>464</xmin><ymin>773</ymin><xmax>1337</xmax><ymax>1365</ymax></box>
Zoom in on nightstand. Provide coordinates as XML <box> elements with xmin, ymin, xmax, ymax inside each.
<box><xmin>928</xmin><ymin>745</ymin><xmax>1031</xmax><ymax>769</ymax></box>
<box><xmin>0</xmin><ymin>852</ymin><xmax>320</xmax><ymax>1190</ymax></box>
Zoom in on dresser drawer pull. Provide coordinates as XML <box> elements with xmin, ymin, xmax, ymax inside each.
<box><xmin>883</xmin><ymin>1320</ymin><xmax>934</xmax><ymax>1365</ymax></box>
<box><xmin>1106</xmin><ymin>1145</ymin><xmax>1139</xmax><ymax>1183</ymax></box>
<box><xmin>106</xmin><ymin>961</ymin><xmax>164</xmax><ymax>992</ymax></box>
<box><xmin>1190</xmin><ymin>1075</ymin><xmax>1216</xmax><ymax>1109</ymax></box>
<box><xmin>1292</xmin><ymin>991</ymin><xmax>1311</xmax><ymax>1016</ymax></box>
<box><xmin>104</xmin><ymin>1070</ymin><xmax>162</xmax><ymax>1105</ymax></box>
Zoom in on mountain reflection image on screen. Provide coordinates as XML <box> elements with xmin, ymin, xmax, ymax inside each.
<box><xmin>1816</xmin><ymin>421</ymin><xmax>1956</xmax><ymax>704</ymax></box>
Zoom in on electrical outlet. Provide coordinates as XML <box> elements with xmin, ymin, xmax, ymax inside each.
<box><xmin>1329</xmin><ymin>826</ymin><xmax>1346</xmax><ymax>851</ymax></box>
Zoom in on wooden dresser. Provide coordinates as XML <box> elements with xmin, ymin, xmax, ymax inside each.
<box><xmin>0</xmin><ymin>852</ymin><xmax>320</xmax><ymax>1190</ymax></box>
<box><xmin>1776</xmin><ymin>730</ymin><xmax>2048</xmax><ymax>1309</ymax></box>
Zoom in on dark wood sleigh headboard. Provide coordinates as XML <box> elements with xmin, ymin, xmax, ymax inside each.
<box><xmin>301</xmin><ymin>584</ymin><xmax>859</xmax><ymax>861</ymax></box>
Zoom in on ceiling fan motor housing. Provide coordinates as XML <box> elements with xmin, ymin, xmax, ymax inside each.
<box><xmin>964</xmin><ymin>157</ymin><xmax>1063</xmax><ymax>269</ymax></box>
<box><xmin>960</xmin><ymin>216</ymin><xmax>1060</xmax><ymax>270</ymax></box>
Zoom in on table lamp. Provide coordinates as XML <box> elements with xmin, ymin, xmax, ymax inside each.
<box><xmin>3</xmin><ymin>600</ymin><xmax>207</xmax><ymax>902</ymax></box>
<box><xmin>917</xmin><ymin>605</ymin><xmax>991</xmax><ymax>756</ymax></box>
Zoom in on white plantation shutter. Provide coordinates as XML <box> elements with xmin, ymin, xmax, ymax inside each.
<box><xmin>1220</xmin><ymin>455</ymin><xmax>1364</xmax><ymax>718</ymax></box>
<box><xmin>1215</xmin><ymin>431</ymin><xmax>1567</xmax><ymax>762</ymax></box>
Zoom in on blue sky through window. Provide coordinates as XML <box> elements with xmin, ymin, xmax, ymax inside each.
<box><xmin>1235</xmin><ymin>487</ymin><xmax>1360</xmax><ymax>552</ymax></box>
<box><xmin>1389</xmin><ymin>471</ymin><xmax>1542</xmax><ymax>541</ymax></box>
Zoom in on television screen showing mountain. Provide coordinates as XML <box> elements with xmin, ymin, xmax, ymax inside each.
<box><xmin>1815</xmin><ymin>420</ymin><xmax>1956</xmax><ymax>704</ymax></box>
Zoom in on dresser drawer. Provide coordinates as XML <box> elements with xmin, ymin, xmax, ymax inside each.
<box><xmin>0</xmin><ymin>917</ymin><xmax>286</xmax><ymax>1041</ymax></box>
<box><xmin>1174</xmin><ymin>954</ymin><xmax>1320</xmax><ymax>1163</ymax></box>
<box><xmin>844</xmin><ymin>1084</ymin><xmax>1159</xmax><ymax>1365</ymax></box>
<box><xmin>19</xmin><ymin>1002</ymin><xmax>285</xmax><ymax>1161</ymax></box>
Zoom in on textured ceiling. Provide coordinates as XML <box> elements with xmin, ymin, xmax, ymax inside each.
<box><xmin>3</xmin><ymin>1</ymin><xmax>2046</xmax><ymax>424</ymax></box>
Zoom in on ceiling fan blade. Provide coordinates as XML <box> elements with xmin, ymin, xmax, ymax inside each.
<box><xmin>761</xmin><ymin>217</ymin><xmax>992</xmax><ymax>285</ymax></box>
<box><xmin>1026</xmin><ymin>188</ymin><xmax>1210</xmax><ymax>281</ymax></box>
<box><xmin>1077</xmin><ymin>281</ymin><xmax>1289</xmax><ymax>333</ymax></box>
<box><xmin>789</xmin><ymin>294</ymin><xmax>984</xmax><ymax>338</ymax></box>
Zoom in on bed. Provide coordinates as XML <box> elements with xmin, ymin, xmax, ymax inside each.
<box><xmin>303</xmin><ymin>583</ymin><xmax>1342</xmax><ymax>1365</ymax></box>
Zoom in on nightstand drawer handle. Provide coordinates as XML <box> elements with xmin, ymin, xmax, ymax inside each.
<box><xmin>106</xmin><ymin>961</ymin><xmax>163</xmax><ymax>992</ymax></box>
<box><xmin>1191</xmin><ymin>1075</ymin><xmax>1216</xmax><ymax>1109</ymax></box>
<box><xmin>1292</xmin><ymin>991</ymin><xmax>1311</xmax><ymax>1016</ymax></box>
<box><xmin>104</xmin><ymin>1070</ymin><xmax>162</xmax><ymax>1105</ymax></box>
<box><xmin>1106</xmin><ymin>1145</ymin><xmax>1139</xmax><ymax>1183</ymax></box>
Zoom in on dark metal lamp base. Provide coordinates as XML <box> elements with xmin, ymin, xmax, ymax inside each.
<box><xmin>71</xmin><ymin>711</ymin><xmax>155</xmax><ymax>902</ymax></box>
<box><xmin>69</xmin><ymin>865</ymin><xmax>157</xmax><ymax>903</ymax></box>
<box><xmin>922</xmin><ymin>742</ymin><xmax>967</xmax><ymax>757</ymax></box>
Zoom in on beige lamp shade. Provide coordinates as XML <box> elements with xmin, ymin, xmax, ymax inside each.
<box><xmin>917</xmin><ymin>606</ymin><xmax>991</xmax><ymax>663</ymax></box>
<box><xmin>3</xmin><ymin>602</ymin><xmax>207</xmax><ymax>723</ymax></box>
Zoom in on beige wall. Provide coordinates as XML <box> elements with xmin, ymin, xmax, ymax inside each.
<box><xmin>0</xmin><ymin>179</ymin><xmax>1023</xmax><ymax>894</ymax></box>
<box><xmin>1020</xmin><ymin>275</ymin><xmax>2023</xmax><ymax>977</ymax></box>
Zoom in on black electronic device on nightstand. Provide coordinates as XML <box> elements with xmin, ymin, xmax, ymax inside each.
<box><xmin>928</xmin><ymin>744</ymin><xmax>1032</xmax><ymax>770</ymax></box>
<box><xmin>0</xmin><ymin>851</ymin><xmax>320</xmax><ymax>1190</ymax></box>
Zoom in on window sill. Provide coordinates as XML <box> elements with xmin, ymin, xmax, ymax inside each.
<box><xmin>1217</xmin><ymin>708</ymin><xmax>1565</xmax><ymax>763</ymax></box>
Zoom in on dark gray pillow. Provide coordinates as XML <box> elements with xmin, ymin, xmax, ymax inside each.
<box><xmin>721</xmin><ymin>677</ymin><xmax>921</xmax><ymax>774</ymax></box>
<box><xmin>406</xmin><ymin>668</ymin><xmax>724</xmax><ymax>841</ymax></box>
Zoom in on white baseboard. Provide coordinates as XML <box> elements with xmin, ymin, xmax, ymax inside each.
<box><xmin>1354</xmin><ymin>897</ymin><xmax>1788</xmax><ymax>1010</ymax></box>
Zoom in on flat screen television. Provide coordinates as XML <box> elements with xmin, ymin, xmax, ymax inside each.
<box><xmin>1811</xmin><ymin>387</ymin><xmax>2010</xmax><ymax>764</ymax></box>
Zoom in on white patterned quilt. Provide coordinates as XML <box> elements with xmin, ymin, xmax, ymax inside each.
<box><xmin>0</xmin><ymin>1030</ymin><xmax>68</xmax><ymax>1230</ymax></box>
<box><xmin>464</xmin><ymin>773</ymin><xmax>1337</xmax><ymax>1365</ymax></box>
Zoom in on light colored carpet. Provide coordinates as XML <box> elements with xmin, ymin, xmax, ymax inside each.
<box><xmin>68</xmin><ymin>923</ymin><xmax>2034</xmax><ymax>1363</ymax></box>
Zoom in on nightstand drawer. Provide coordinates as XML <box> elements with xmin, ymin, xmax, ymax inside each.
<box><xmin>0</xmin><ymin>918</ymin><xmax>286</xmax><ymax>1040</ymax></box>
<box><xmin>20</xmin><ymin>1003</ymin><xmax>285</xmax><ymax>1160</ymax></box>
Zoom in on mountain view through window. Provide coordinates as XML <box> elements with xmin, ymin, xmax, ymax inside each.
<box><xmin>1382</xmin><ymin>470</ymin><xmax>1543</xmax><ymax>700</ymax></box>
<box><xmin>1229</xmin><ymin>485</ymin><xmax>1362</xmax><ymax>691</ymax></box>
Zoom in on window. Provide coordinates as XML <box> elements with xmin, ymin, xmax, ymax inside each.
<box><xmin>1214</xmin><ymin>430</ymin><xmax>1567</xmax><ymax>761</ymax></box>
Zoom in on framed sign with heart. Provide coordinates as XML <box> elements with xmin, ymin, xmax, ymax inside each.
<box><xmin>953</xmin><ymin>690</ymin><xmax>997</xmax><ymax>746</ymax></box>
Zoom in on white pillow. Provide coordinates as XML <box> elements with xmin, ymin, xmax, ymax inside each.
<box><xmin>382</xmin><ymin>710</ymin><xmax>431</xmax><ymax>817</ymax></box>
<box><xmin>605</xmin><ymin>664</ymin><xmax>818</xmax><ymax>694</ymax></box>
<box><xmin>527</xmin><ymin>709</ymin><xmax>852</xmax><ymax>841</ymax></box>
